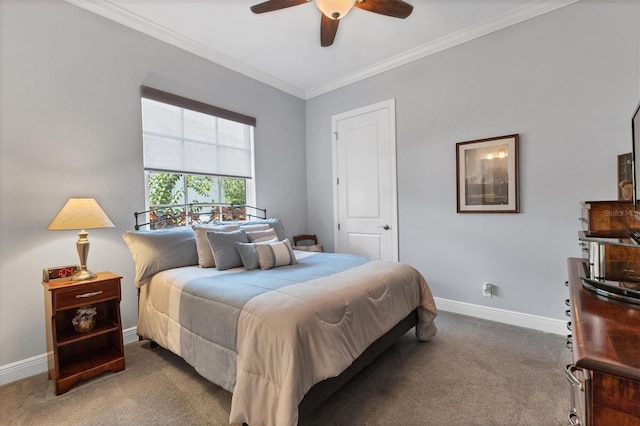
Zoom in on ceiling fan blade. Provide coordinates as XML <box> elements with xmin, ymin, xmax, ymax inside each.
<box><xmin>354</xmin><ymin>0</ymin><xmax>413</xmax><ymax>19</ymax></box>
<box><xmin>250</xmin><ymin>0</ymin><xmax>310</xmax><ymax>14</ymax></box>
<box><xmin>320</xmin><ymin>14</ymin><xmax>340</xmax><ymax>47</ymax></box>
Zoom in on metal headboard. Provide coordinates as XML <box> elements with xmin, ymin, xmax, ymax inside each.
<box><xmin>133</xmin><ymin>203</ymin><xmax>267</xmax><ymax>230</ymax></box>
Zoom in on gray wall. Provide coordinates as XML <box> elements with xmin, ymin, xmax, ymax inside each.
<box><xmin>306</xmin><ymin>2</ymin><xmax>639</xmax><ymax>319</ymax></box>
<box><xmin>0</xmin><ymin>2</ymin><xmax>307</xmax><ymax>366</ymax></box>
<box><xmin>1</xmin><ymin>0</ymin><xmax>638</xmax><ymax>370</ymax></box>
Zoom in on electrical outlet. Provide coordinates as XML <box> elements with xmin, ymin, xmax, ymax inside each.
<box><xmin>483</xmin><ymin>283</ymin><xmax>492</xmax><ymax>298</ymax></box>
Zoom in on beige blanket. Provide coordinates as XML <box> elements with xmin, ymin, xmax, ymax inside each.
<box><xmin>230</xmin><ymin>260</ymin><xmax>437</xmax><ymax>426</ymax></box>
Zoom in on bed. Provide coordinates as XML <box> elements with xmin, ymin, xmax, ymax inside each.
<box><xmin>124</xmin><ymin>206</ymin><xmax>437</xmax><ymax>426</ymax></box>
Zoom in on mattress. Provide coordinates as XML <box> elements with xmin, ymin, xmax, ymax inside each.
<box><xmin>136</xmin><ymin>250</ymin><xmax>437</xmax><ymax>425</ymax></box>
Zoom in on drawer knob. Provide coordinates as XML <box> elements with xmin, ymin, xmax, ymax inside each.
<box><xmin>76</xmin><ymin>291</ymin><xmax>102</xmax><ymax>299</ymax></box>
<box><xmin>568</xmin><ymin>410</ymin><xmax>582</xmax><ymax>425</ymax></box>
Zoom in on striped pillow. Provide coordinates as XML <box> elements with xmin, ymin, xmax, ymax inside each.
<box><xmin>255</xmin><ymin>239</ymin><xmax>297</xmax><ymax>270</ymax></box>
<box><xmin>235</xmin><ymin>238</ymin><xmax>279</xmax><ymax>270</ymax></box>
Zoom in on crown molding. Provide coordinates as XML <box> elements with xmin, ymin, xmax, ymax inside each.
<box><xmin>304</xmin><ymin>0</ymin><xmax>579</xmax><ymax>99</ymax></box>
<box><xmin>66</xmin><ymin>0</ymin><xmax>577</xmax><ymax>101</ymax></box>
<box><xmin>65</xmin><ymin>0</ymin><xmax>306</xmax><ymax>99</ymax></box>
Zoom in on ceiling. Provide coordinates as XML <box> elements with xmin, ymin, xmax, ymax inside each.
<box><xmin>67</xmin><ymin>0</ymin><xmax>577</xmax><ymax>99</ymax></box>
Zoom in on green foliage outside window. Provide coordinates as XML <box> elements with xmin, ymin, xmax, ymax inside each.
<box><xmin>222</xmin><ymin>178</ymin><xmax>246</xmax><ymax>205</ymax></box>
<box><xmin>147</xmin><ymin>172</ymin><xmax>245</xmax><ymax>206</ymax></box>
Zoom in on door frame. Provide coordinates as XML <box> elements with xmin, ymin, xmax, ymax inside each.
<box><xmin>331</xmin><ymin>98</ymin><xmax>399</xmax><ymax>260</ymax></box>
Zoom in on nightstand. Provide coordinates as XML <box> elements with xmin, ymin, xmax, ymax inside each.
<box><xmin>42</xmin><ymin>271</ymin><xmax>125</xmax><ymax>395</ymax></box>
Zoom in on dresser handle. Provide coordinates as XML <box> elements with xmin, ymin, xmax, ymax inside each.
<box><xmin>566</xmin><ymin>335</ymin><xmax>573</xmax><ymax>351</ymax></box>
<box><xmin>565</xmin><ymin>364</ymin><xmax>584</xmax><ymax>391</ymax></box>
<box><xmin>568</xmin><ymin>410</ymin><xmax>582</xmax><ymax>425</ymax></box>
<box><xmin>567</xmin><ymin>321</ymin><xmax>572</xmax><ymax>331</ymax></box>
<box><xmin>76</xmin><ymin>291</ymin><xmax>102</xmax><ymax>299</ymax></box>
<box><xmin>565</xmin><ymin>309</ymin><xmax>571</xmax><ymax>317</ymax></box>
<box><xmin>565</xmin><ymin>298</ymin><xmax>570</xmax><ymax>307</ymax></box>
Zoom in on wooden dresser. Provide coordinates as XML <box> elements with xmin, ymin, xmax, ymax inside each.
<box><xmin>566</xmin><ymin>258</ymin><xmax>640</xmax><ymax>425</ymax></box>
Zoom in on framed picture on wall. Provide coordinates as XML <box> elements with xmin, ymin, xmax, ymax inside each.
<box><xmin>617</xmin><ymin>152</ymin><xmax>633</xmax><ymax>201</ymax></box>
<box><xmin>456</xmin><ymin>134</ymin><xmax>519</xmax><ymax>213</ymax></box>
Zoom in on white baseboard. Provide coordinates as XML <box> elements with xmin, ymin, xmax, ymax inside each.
<box><xmin>1</xmin><ymin>302</ymin><xmax>567</xmax><ymax>386</ymax></box>
<box><xmin>434</xmin><ymin>297</ymin><xmax>567</xmax><ymax>335</ymax></box>
<box><xmin>0</xmin><ymin>326</ymin><xmax>138</xmax><ymax>386</ymax></box>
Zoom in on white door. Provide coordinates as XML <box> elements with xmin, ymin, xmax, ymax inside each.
<box><xmin>332</xmin><ymin>99</ymin><xmax>398</xmax><ymax>261</ymax></box>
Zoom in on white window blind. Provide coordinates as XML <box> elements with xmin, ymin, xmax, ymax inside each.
<box><xmin>141</xmin><ymin>87</ymin><xmax>255</xmax><ymax>179</ymax></box>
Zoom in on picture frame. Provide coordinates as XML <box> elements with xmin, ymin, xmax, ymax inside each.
<box><xmin>456</xmin><ymin>134</ymin><xmax>519</xmax><ymax>213</ymax></box>
<box><xmin>617</xmin><ymin>152</ymin><xmax>633</xmax><ymax>201</ymax></box>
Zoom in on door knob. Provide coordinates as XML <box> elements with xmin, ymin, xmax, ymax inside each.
<box><xmin>378</xmin><ymin>225</ymin><xmax>390</xmax><ymax>230</ymax></box>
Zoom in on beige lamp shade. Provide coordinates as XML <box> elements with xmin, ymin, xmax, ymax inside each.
<box><xmin>48</xmin><ymin>198</ymin><xmax>115</xmax><ymax>230</ymax></box>
<box><xmin>48</xmin><ymin>198</ymin><xmax>114</xmax><ymax>281</ymax></box>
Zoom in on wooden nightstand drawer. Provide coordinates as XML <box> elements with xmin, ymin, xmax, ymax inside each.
<box><xmin>53</xmin><ymin>279</ymin><xmax>120</xmax><ymax>310</ymax></box>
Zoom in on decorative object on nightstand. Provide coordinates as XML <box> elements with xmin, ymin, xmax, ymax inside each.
<box><xmin>72</xmin><ymin>305</ymin><xmax>97</xmax><ymax>333</ymax></box>
<box><xmin>42</xmin><ymin>272</ymin><xmax>125</xmax><ymax>395</ymax></box>
<box><xmin>48</xmin><ymin>198</ymin><xmax>115</xmax><ymax>281</ymax></box>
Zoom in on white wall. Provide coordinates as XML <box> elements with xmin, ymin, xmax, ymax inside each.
<box><xmin>0</xmin><ymin>2</ymin><xmax>307</xmax><ymax>367</ymax></box>
<box><xmin>305</xmin><ymin>2</ymin><xmax>639</xmax><ymax>320</ymax></box>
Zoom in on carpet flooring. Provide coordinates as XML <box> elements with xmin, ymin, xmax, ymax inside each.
<box><xmin>0</xmin><ymin>311</ymin><xmax>571</xmax><ymax>425</ymax></box>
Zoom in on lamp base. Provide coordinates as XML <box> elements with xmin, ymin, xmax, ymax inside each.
<box><xmin>73</xmin><ymin>231</ymin><xmax>96</xmax><ymax>281</ymax></box>
<box><xmin>72</xmin><ymin>268</ymin><xmax>97</xmax><ymax>281</ymax></box>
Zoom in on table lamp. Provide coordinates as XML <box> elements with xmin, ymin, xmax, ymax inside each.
<box><xmin>48</xmin><ymin>198</ymin><xmax>115</xmax><ymax>281</ymax></box>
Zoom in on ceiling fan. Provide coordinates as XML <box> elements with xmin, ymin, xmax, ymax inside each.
<box><xmin>250</xmin><ymin>0</ymin><xmax>413</xmax><ymax>47</ymax></box>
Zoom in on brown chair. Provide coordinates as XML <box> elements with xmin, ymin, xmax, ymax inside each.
<box><xmin>293</xmin><ymin>234</ymin><xmax>318</xmax><ymax>246</ymax></box>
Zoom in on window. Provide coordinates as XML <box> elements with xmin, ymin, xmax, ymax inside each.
<box><xmin>140</xmin><ymin>87</ymin><xmax>256</xmax><ymax>227</ymax></box>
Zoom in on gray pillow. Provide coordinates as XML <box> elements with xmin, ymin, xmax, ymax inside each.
<box><xmin>213</xmin><ymin>218</ymin><xmax>286</xmax><ymax>241</ymax></box>
<box><xmin>206</xmin><ymin>229</ymin><xmax>248</xmax><ymax>270</ymax></box>
<box><xmin>240</xmin><ymin>223</ymin><xmax>270</xmax><ymax>232</ymax></box>
<box><xmin>193</xmin><ymin>224</ymin><xmax>239</xmax><ymax>268</ymax></box>
<box><xmin>122</xmin><ymin>227</ymin><xmax>198</xmax><ymax>287</ymax></box>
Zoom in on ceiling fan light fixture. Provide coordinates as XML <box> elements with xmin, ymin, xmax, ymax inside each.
<box><xmin>315</xmin><ymin>0</ymin><xmax>356</xmax><ymax>20</ymax></box>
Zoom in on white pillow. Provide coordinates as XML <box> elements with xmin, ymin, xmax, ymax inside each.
<box><xmin>255</xmin><ymin>239</ymin><xmax>297</xmax><ymax>270</ymax></box>
<box><xmin>193</xmin><ymin>224</ymin><xmax>239</xmax><ymax>267</ymax></box>
<box><xmin>293</xmin><ymin>244</ymin><xmax>323</xmax><ymax>252</ymax></box>
<box><xmin>212</xmin><ymin>218</ymin><xmax>286</xmax><ymax>241</ymax></box>
<box><xmin>247</xmin><ymin>228</ymin><xmax>277</xmax><ymax>243</ymax></box>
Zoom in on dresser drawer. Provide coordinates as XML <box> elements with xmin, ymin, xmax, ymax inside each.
<box><xmin>53</xmin><ymin>279</ymin><xmax>120</xmax><ymax>309</ymax></box>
